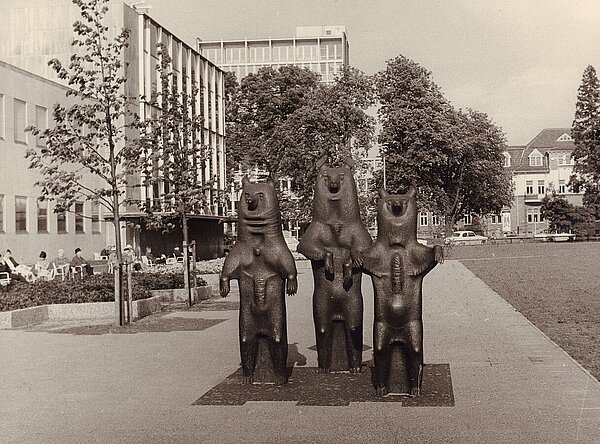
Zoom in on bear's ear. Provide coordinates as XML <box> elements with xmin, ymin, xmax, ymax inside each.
<box><xmin>242</xmin><ymin>175</ymin><xmax>250</xmax><ymax>187</ymax></box>
<box><xmin>316</xmin><ymin>156</ymin><xmax>328</xmax><ymax>170</ymax></box>
<box><xmin>379</xmin><ymin>188</ymin><xmax>389</xmax><ymax>199</ymax></box>
<box><xmin>343</xmin><ymin>156</ymin><xmax>356</xmax><ymax>169</ymax></box>
<box><xmin>266</xmin><ymin>172</ymin><xmax>277</xmax><ymax>188</ymax></box>
<box><xmin>407</xmin><ymin>185</ymin><xmax>417</xmax><ymax>198</ymax></box>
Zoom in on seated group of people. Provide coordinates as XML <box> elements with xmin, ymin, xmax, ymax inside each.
<box><xmin>0</xmin><ymin>248</ymin><xmax>93</xmax><ymax>284</ymax></box>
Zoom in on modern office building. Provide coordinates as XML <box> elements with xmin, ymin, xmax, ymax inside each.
<box><xmin>197</xmin><ymin>25</ymin><xmax>349</xmax><ymax>84</ymax></box>
<box><xmin>0</xmin><ymin>60</ymin><xmax>108</xmax><ymax>262</ymax></box>
<box><xmin>0</xmin><ymin>2</ymin><xmax>227</xmax><ymax>259</ymax></box>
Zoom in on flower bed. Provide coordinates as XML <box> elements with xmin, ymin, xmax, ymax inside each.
<box><xmin>0</xmin><ymin>272</ymin><xmax>207</xmax><ymax>312</ymax></box>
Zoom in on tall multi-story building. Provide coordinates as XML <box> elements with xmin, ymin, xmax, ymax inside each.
<box><xmin>197</xmin><ymin>25</ymin><xmax>349</xmax><ymax>84</ymax></box>
<box><xmin>0</xmin><ymin>2</ymin><xmax>228</xmax><ymax>259</ymax></box>
<box><xmin>496</xmin><ymin>128</ymin><xmax>583</xmax><ymax>236</ymax></box>
<box><xmin>0</xmin><ymin>60</ymin><xmax>108</xmax><ymax>261</ymax></box>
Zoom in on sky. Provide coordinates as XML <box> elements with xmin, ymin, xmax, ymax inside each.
<box><xmin>5</xmin><ymin>0</ymin><xmax>600</xmax><ymax>146</ymax></box>
<box><xmin>143</xmin><ymin>0</ymin><xmax>600</xmax><ymax>146</ymax></box>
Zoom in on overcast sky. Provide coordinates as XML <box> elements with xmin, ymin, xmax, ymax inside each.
<box><xmin>144</xmin><ymin>0</ymin><xmax>600</xmax><ymax>146</ymax></box>
<box><xmin>5</xmin><ymin>0</ymin><xmax>600</xmax><ymax>146</ymax></box>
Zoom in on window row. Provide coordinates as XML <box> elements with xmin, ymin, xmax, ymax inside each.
<box><xmin>0</xmin><ymin>195</ymin><xmax>100</xmax><ymax>235</ymax></box>
<box><xmin>203</xmin><ymin>41</ymin><xmax>344</xmax><ymax>65</ymax></box>
<box><xmin>524</xmin><ymin>180</ymin><xmax>567</xmax><ymax>195</ymax></box>
<box><xmin>0</xmin><ymin>93</ymin><xmax>49</xmax><ymax>145</ymax></box>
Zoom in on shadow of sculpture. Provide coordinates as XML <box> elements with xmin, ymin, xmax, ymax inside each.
<box><xmin>297</xmin><ymin>157</ymin><xmax>372</xmax><ymax>373</ymax></box>
<box><xmin>220</xmin><ymin>173</ymin><xmax>298</xmax><ymax>384</ymax></box>
<box><xmin>362</xmin><ymin>187</ymin><xmax>443</xmax><ymax>396</ymax></box>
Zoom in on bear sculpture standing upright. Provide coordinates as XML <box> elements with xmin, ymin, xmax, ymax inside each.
<box><xmin>220</xmin><ymin>173</ymin><xmax>298</xmax><ymax>384</ymax></box>
<box><xmin>297</xmin><ymin>157</ymin><xmax>372</xmax><ymax>373</ymax></box>
<box><xmin>362</xmin><ymin>187</ymin><xmax>443</xmax><ymax>396</ymax></box>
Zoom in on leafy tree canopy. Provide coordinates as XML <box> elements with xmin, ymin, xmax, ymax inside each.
<box><xmin>541</xmin><ymin>193</ymin><xmax>592</xmax><ymax>235</ymax></box>
<box><xmin>375</xmin><ymin>55</ymin><xmax>512</xmax><ymax>233</ymax></box>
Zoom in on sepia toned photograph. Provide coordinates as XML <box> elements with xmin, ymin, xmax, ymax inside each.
<box><xmin>1</xmin><ymin>1</ymin><xmax>600</xmax><ymax>442</ymax></box>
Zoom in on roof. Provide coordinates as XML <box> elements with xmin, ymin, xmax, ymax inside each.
<box><xmin>505</xmin><ymin>128</ymin><xmax>575</xmax><ymax>173</ymax></box>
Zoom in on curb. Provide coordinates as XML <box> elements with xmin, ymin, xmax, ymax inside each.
<box><xmin>0</xmin><ymin>286</ymin><xmax>212</xmax><ymax>329</ymax></box>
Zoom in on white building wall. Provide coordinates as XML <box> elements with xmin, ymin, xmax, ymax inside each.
<box><xmin>0</xmin><ymin>61</ymin><xmax>109</xmax><ymax>263</ymax></box>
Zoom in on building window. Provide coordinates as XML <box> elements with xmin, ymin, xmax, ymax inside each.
<box><xmin>527</xmin><ymin>210</ymin><xmax>540</xmax><ymax>223</ymax></box>
<box><xmin>0</xmin><ymin>94</ymin><xmax>5</xmax><ymax>139</ymax></box>
<box><xmin>537</xmin><ymin>180</ymin><xmax>545</xmax><ymax>195</ymax></box>
<box><xmin>526</xmin><ymin>181</ymin><xmax>534</xmax><ymax>195</ymax></box>
<box><xmin>57</xmin><ymin>210</ymin><xmax>67</xmax><ymax>234</ymax></box>
<box><xmin>75</xmin><ymin>202</ymin><xmax>84</xmax><ymax>233</ymax></box>
<box><xmin>490</xmin><ymin>214</ymin><xmax>501</xmax><ymax>224</ymax></box>
<box><xmin>558</xmin><ymin>156</ymin><xmax>565</xmax><ymax>165</ymax></box>
<box><xmin>91</xmin><ymin>202</ymin><xmax>100</xmax><ymax>234</ymax></box>
<box><xmin>529</xmin><ymin>155</ymin><xmax>542</xmax><ymax>166</ymax></box>
<box><xmin>14</xmin><ymin>98</ymin><xmax>27</xmax><ymax>143</ymax></box>
<box><xmin>35</xmin><ymin>105</ymin><xmax>48</xmax><ymax>147</ymax></box>
<box><xmin>463</xmin><ymin>214</ymin><xmax>472</xmax><ymax>225</ymax></box>
<box><xmin>419</xmin><ymin>212</ymin><xmax>428</xmax><ymax>226</ymax></box>
<box><xmin>431</xmin><ymin>214</ymin><xmax>440</xmax><ymax>226</ymax></box>
<box><xmin>37</xmin><ymin>200</ymin><xmax>48</xmax><ymax>233</ymax></box>
<box><xmin>15</xmin><ymin>196</ymin><xmax>27</xmax><ymax>233</ymax></box>
<box><xmin>559</xmin><ymin>180</ymin><xmax>566</xmax><ymax>194</ymax></box>
<box><xmin>503</xmin><ymin>152</ymin><xmax>511</xmax><ymax>167</ymax></box>
<box><xmin>0</xmin><ymin>194</ymin><xmax>4</xmax><ymax>232</ymax></box>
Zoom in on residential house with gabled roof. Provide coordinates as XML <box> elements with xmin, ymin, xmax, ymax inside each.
<box><xmin>486</xmin><ymin>128</ymin><xmax>584</xmax><ymax>236</ymax></box>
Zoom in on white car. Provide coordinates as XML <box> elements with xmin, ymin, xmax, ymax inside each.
<box><xmin>445</xmin><ymin>230</ymin><xmax>488</xmax><ymax>245</ymax></box>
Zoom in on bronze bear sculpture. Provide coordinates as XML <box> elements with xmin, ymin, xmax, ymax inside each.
<box><xmin>362</xmin><ymin>187</ymin><xmax>443</xmax><ymax>396</ymax></box>
<box><xmin>220</xmin><ymin>174</ymin><xmax>298</xmax><ymax>384</ymax></box>
<box><xmin>297</xmin><ymin>157</ymin><xmax>372</xmax><ymax>373</ymax></box>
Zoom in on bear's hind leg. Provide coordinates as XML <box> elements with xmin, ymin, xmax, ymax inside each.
<box><xmin>373</xmin><ymin>321</ymin><xmax>391</xmax><ymax>396</ymax></box>
<box><xmin>405</xmin><ymin>320</ymin><xmax>424</xmax><ymax>396</ymax></box>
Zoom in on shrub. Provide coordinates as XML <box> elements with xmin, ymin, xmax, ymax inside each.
<box><xmin>0</xmin><ymin>271</ymin><xmax>206</xmax><ymax>312</ymax></box>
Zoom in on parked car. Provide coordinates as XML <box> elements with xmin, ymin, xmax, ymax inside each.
<box><xmin>445</xmin><ymin>230</ymin><xmax>488</xmax><ymax>245</ymax></box>
<box><xmin>534</xmin><ymin>230</ymin><xmax>576</xmax><ymax>242</ymax></box>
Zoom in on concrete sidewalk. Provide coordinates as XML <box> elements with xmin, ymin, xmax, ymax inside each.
<box><xmin>1</xmin><ymin>260</ymin><xmax>599</xmax><ymax>443</ymax></box>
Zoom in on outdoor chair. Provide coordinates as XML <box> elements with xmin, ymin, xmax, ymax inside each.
<box><xmin>165</xmin><ymin>257</ymin><xmax>177</xmax><ymax>265</ymax></box>
<box><xmin>53</xmin><ymin>264</ymin><xmax>68</xmax><ymax>281</ymax></box>
<box><xmin>141</xmin><ymin>255</ymin><xmax>155</xmax><ymax>269</ymax></box>
<box><xmin>71</xmin><ymin>265</ymin><xmax>84</xmax><ymax>279</ymax></box>
<box><xmin>0</xmin><ymin>271</ymin><xmax>10</xmax><ymax>286</ymax></box>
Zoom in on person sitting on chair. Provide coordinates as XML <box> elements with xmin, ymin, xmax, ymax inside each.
<box><xmin>53</xmin><ymin>249</ymin><xmax>71</xmax><ymax>276</ymax></box>
<box><xmin>4</xmin><ymin>249</ymin><xmax>35</xmax><ymax>282</ymax></box>
<box><xmin>71</xmin><ymin>248</ymin><xmax>93</xmax><ymax>277</ymax></box>
<box><xmin>34</xmin><ymin>251</ymin><xmax>52</xmax><ymax>280</ymax></box>
<box><xmin>0</xmin><ymin>254</ymin><xmax>26</xmax><ymax>283</ymax></box>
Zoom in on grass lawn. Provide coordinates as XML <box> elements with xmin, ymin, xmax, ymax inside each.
<box><xmin>447</xmin><ymin>242</ymin><xmax>600</xmax><ymax>379</ymax></box>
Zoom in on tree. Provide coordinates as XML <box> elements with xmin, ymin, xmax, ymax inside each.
<box><xmin>374</xmin><ymin>55</ymin><xmax>512</xmax><ymax>235</ymax></box>
<box><xmin>571</xmin><ymin>65</ymin><xmax>600</xmax><ymax>219</ymax></box>
<box><xmin>271</xmin><ymin>67</ymin><xmax>376</xmax><ymax>224</ymax></box>
<box><xmin>225</xmin><ymin>65</ymin><xmax>320</xmax><ymax>173</ymax></box>
<box><xmin>26</xmin><ymin>0</ymin><xmax>140</xmax><ymax>325</ymax></box>
<box><xmin>541</xmin><ymin>193</ymin><xmax>593</xmax><ymax>235</ymax></box>
<box><xmin>138</xmin><ymin>43</ymin><xmax>208</xmax><ymax>306</ymax></box>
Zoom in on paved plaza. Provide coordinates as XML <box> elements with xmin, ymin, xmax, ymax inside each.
<box><xmin>2</xmin><ymin>260</ymin><xmax>600</xmax><ymax>443</ymax></box>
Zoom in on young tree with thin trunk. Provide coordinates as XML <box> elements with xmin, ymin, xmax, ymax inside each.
<box><xmin>138</xmin><ymin>43</ymin><xmax>208</xmax><ymax>306</ymax></box>
<box><xmin>26</xmin><ymin>0</ymin><xmax>141</xmax><ymax>325</ymax></box>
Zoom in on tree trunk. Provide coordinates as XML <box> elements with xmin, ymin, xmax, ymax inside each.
<box><xmin>112</xmin><ymin>214</ymin><xmax>125</xmax><ymax>326</ymax></box>
<box><xmin>182</xmin><ymin>211</ymin><xmax>192</xmax><ymax>307</ymax></box>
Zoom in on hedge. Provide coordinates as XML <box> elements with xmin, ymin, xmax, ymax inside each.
<box><xmin>0</xmin><ymin>272</ymin><xmax>207</xmax><ymax>312</ymax></box>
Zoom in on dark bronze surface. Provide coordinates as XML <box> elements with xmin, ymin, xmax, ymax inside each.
<box><xmin>363</xmin><ymin>187</ymin><xmax>444</xmax><ymax>396</ymax></box>
<box><xmin>220</xmin><ymin>174</ymin><xmax>298</xmax><ymax>384</ymax></box>
<box><xmin>297</xmin><ymin>157</ymin><xmax>372</xmax><ymax>373</ymax></box>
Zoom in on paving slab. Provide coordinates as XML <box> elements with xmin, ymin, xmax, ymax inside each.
<box><xmin>1</xmin><ymin>259</ymin><xmax>599</xmax><ymax>443</ymax></box>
